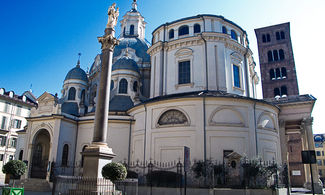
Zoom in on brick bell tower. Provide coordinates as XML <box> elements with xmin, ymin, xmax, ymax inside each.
<box><xmin>255</xmin><ymin>22</ymin><xmax>299</xmax><ymax>99</ymax></box>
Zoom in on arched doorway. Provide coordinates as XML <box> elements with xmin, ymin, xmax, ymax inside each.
<box><xmin>30</xmin><ymin>129</ymin><xmax>51</xmax><ymax>179</ymax></box>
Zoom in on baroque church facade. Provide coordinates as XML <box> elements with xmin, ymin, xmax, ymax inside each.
<box><xmin>19</xmin><ymin>1</ymin><xmax>283</xmax><ymax>180</ymax></box>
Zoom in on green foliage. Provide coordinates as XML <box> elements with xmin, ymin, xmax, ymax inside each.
<box><xmin>101</xmin><ymin>162</ymin><xmax>127</xmax><ymax>183</ymax></box>
<box><xmin>191</xmin><ymin>160</ymin><xmax>206</xmax><ymax>178</ymax></box>
<box><xmin>2</xmin><ymin>160</ymin><xmax>27</xmax><ymax>177</ymax></box>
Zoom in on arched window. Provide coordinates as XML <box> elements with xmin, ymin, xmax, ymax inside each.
<box><xmin>178</xmin><ymin>61</ymin><xmax>191</xmax><ymax>84</ymax></box>
<box><xmin>158</xmin><ymin>109</ymin><xmax>188</xmax><ymax>126</ymax></box>
<box><xmin>80</xmin><ymin>89</ymin><xmax>85</xmax><ymax>105</ymax></box>
<box><xmin>266</xmin><ymin>34</ymin><xmax>271</xmax><ymax>42</ymax></box>
<box><xmin>61</xmin><ymin>144</ymin><xmax>69</xmax><ymax>166</ymax></box>
<box><xmin>178</xmin><ymin>25</ymin><xmax>189</xmax><ymax>36</ymax></box>
<box><xmin>270</xmin><ymin>69</ymin><xmax>275</xmax><ymax>80</ymax></box>
<box><xmin>194</xmin><ymin>24</ymin><xmax>201</xmax><ymax>33</ymax></box>
<box><xmin>133</xmin><ymin>81</ymin><xmax>138</xmax><ymax>92</ymax></box>
<box><xmin>276</xmin><ymin>32</ymin><xmax>280</xmax><ymax>40</ymax></box>
<box><xmin>231</xmin><ymin>30</ymin><xmax>238</xmax><ymax>41</ymax></box>
<box><xmin>281</xmin><ymin>67</ymin><xmax>287</xmax><ymax>78</ymax></box>
<box><xmin>222</xmin><ymin>26</ymin><xmax>227</xmax><ymax>34</ymax></box>
<box><xmin>274</xmin><ymin>88</ymin><xmax>280</xmax><ymax>97</ymax></box>
<box><xmin>68</xmin><ymin>87</ymin><xmax>76</xmax><ymax>100</ymax></box>
<box><xmin>281</xmin><ymin>86</ymin><xmax>287</xmax><ymax>96</ymax></box>
<box><xmin>123</xmin><ymin>27</ymin><xmax>126</xmax><ymax>36</ymax></box>
<box><xmin>279</xmin><ymin>49</ymin><xmax>285</xmax><ymax>60</ymax></box>
<box><xmin>110</xmin><ymin>80</ymin><xmax>114</xmax><ymax>90</ymax></box>
<box><xmin>280</xmin><ymin>31</ymin><xmax>285</xmax><ymax>39</ymax></box>
<box><xmin>268</xmin><ymin>51</ymin><xmax>273</xmax><ymax>62</ymax></box>
<box><xmin>276</xmin><ymin>68</ymin><xmax>281</xmax><ymax>78</ymax></box>
<box><xmin>262</xmin><ymin>35</ymin><xmax>266</xmax><ymax>43</ymax></box>
<box><xmin>273</xmin><ymin>50</ymin><xmax>279</xmax><ymax>61</ymax></box>
<box><xmin>130</xmin><ymin>25</ymin><xmax>135</xmax><ymax>35</ymax></box>
<box><xmin>119</xmin><ymin>79</ymin><xmax>128</xmax><ymax>94</ymax></box>
<box><xmin>169</xmin><ymin>29</ymin><xmax>174</xmax><ymax>39</ymax></box>
<box><xmin>19</xmin><ymin>150</ymin><xmax>23</xmax><ymax>160</ymax></box>
<box><xmin>81</xmin><ymin>145</ymin><xmax>87</xmax><ymax>167</ymax></box>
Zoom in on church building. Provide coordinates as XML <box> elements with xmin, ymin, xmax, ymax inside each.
<box><xmin>19</xmin><ymin>1</ymin><xmax>301</xmax><ymax>186</ymax></box>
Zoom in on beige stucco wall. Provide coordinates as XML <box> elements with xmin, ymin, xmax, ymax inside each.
<box><xmin>129</xmin><ymin>97</ymin><xmax>281</xmax><ymax>164</ymax></box>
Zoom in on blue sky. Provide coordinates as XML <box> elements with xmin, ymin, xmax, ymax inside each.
<box><xmin>1</xmin><ymin>0</ymin><xmax>324</xmax><ymax>132</ymax></box>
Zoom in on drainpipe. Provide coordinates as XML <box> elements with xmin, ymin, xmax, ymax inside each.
<box><xmin>127</xmin><ymin>119</ymin><xmax>132</xmax><ymax>166</ymax></box>
<box><xmin>143</xmin><ymin>104</ymin><xmax>147</xmax><ymax>168</ymax></box>
<box><xmin>253</xmin><ymin>102</ymin><xmax>258</xmax><ymax>156</ymax></box>
<box><xmin>160</xmin><ymin>25</ymin><xmax>166</xmax><ymax>96</ymax></box>
<box><xmin>203</xmin><ymin>94</ymin><xmax>207</xmax><ymax>164</ymax></box>
<box><xmin>244</xmin><ymin>49</ymin><xmax>250</xmax><ymax>97</ymax></box>
<box><xmin>72</xmin><ymin>120</ymin><xmax>79</xmax><ymax>176</ymax></box>
<box><xmin>200</xmin><ymin>16</ymin><xmax>209</xmax><ymax>90</ymax></box>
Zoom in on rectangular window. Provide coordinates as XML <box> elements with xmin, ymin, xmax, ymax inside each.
<box><xmin>322</xmin><ymin>151</ymin><xmax>324</xmax><ymax>156</ymax></box>
<box><xmin>323</xmin><ymin>160</ymin><xmax>325</xmax><ymax>166</ymax></box>
<box><xmin>0</xmin><ymin>136</ymin><xmax>6</xmax><ymax>146</ymax></box>
<box><xmin>4</xmin><ymin>102</ymin><xmax>10</xmax><ymax>113</ymax></box>
<box><xmin>317</xmin><ymin>151</ymin><xmax>321</xmax><ymax>156</ymax></box>
<box><xmin>13</xmin><ymin>119</ymin><xmax>22</xmax><ymax>129</ymax></box>
<box><xmin>1</xmin><ymin>116</ymin><xmax>7</xmax><ymax>129</ymax></box>
<box><xmin>16</xmin><ymin>106</ymin><xmax>22</xmax><ymax>116</ymax></box>
<box><xmin>317</xmin><ymin>159</ymin><xmax>322</xmax><ymax>166</ymax></box>
<box><xmin>233</xmin><ymin>65</ymin><xmax>241</xmax><ymax>88</ymax></box>
<box><xmin>0</xmin><ymin>154</ymin><xmax>3</xmax><ymax>161</ymax></box>
<box><xmin>178</xmin><ymin>61</ymin><xmax>191</xmax><ymax>84</ymax></box>
<box><xmin>10</xmin><ymin>138</ymin><xmax>17</xmax><ymax>148</ymax></box>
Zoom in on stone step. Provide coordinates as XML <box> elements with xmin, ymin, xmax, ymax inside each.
<box><xmin>15</xmin><ymin>179</ymin><xmax>51</xmax><ymax>192</ymax></box>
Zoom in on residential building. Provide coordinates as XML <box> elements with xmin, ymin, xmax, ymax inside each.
<box><xmin>0</xmin><ymin>88</ymin><xmax>37</xmax><ymax>183</ymax></box>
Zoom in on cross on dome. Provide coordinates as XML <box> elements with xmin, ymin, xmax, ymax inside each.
<box><xmin>76</xmin><ymin>53</ymin><xmax>82</xmax><ymax>68</ymax></box>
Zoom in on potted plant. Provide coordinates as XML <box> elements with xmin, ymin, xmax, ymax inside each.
<box><xmin>2</xmin><ymin>160</ymin><xmax>27</xmax><ymax>195</ymax></box>
<box><xmin>101</xmin><ymin>162</ymin><xmax>127</xmax><ymax>194</ymax></box>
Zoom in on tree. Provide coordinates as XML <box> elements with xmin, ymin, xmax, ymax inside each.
<box><xmin>101</xmin><ymin>162</ymin><xmax>127</xmax><ymax>184</ymax></box>
<box><xmin>2</xmin><ymin>160</ymin><xmax>27</xmax><ymax>186</ymax></box>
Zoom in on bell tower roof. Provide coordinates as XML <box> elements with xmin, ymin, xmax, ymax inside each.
<box><xmin>120</xmin><ymin>0</ymin><xmax>146</xmax><ymax>39</ymax></box>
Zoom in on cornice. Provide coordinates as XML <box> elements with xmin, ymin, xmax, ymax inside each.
<box><xmin>147</xmin><ymin>33</ymin><xmax>249</xmax><ymax>56</ymax></box>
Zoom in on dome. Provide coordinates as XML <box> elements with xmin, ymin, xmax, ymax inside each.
<box><xmin>112</xmin><ymin>57</ymin><xmax>139</xmax><ymax>73</ymax></box>
<box><xmin>65</xmin><ymin>66</ymin><xmax>88</xmax><ymax>82</ymax></box>
<box><xmin>113</xmin><ymin>37</ymin><xmax>150</xmax><ymax>63</ymax></box>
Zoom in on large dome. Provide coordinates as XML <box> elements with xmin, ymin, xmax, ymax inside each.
<box><xmin>112</xmin><ymin>57</ymin><xmax>139</xmax><ymax>73</ymax></box>
<box><xmin>64</xmin><ymin>66</ymin><xmax>88</xmax><ymax>82</ymax></box>
<box><xmin>113</xmin><ymin>37</ymin><xmax>150</xmax><ymax>63</ymax></box>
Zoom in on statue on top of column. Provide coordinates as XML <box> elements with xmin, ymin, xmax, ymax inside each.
<box><xmin>106</xmin><ymin>3</ymin><xmax>119</xmax><ymax>29</ymax></box>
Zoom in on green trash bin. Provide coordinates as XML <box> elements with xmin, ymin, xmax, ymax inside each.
<box><xmin>2</xmin><ymin>187</ymin><xmax>24</xmax><ymax>195</ymax></box>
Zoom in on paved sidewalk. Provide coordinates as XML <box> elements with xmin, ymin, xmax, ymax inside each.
<box><xmin>0</xmin><ymin>191</ymin><xmax>51</xmax><ymax>195</ymax></box>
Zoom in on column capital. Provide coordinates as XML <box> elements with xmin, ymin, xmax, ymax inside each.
<box><xmin>98</xmin><ymin>33</ymin><xmax>119</xmax><ymax>51</ymax></box>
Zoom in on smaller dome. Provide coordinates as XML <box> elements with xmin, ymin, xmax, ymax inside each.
<box><xmin>65</xmin><ymin>66</ymin><xmax>88</xmax><ymax>82</ymax></box>
<box><xmin>112</xmin><ymin>57</ymin><xmax>139</xmax><ymax>73</ymax></box>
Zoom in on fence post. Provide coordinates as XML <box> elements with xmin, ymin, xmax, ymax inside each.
<box><xmin>148</xmin><ymin>161</ymin><xmax>153</xmax><ymax>195</ymax></box>
<box><xmin>177</xmin><ymin>161</ymin><xmax>183</xmax><ymax>195</ymax></box>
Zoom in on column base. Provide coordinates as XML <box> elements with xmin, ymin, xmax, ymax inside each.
<box><xmin>82</xmin><ymin>143</ymin><xmax>116</xmax><ymax>178</ymax></box>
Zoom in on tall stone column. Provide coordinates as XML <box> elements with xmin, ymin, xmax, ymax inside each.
<box><xmin>302</xmin><ymin>117</ymin><xmax>322</xmax><ymax>193</ymax></box>
<box><xmin>82</xmin><ymin>3</ymin><xmax>119</xmax><ymax>179</ymax></box>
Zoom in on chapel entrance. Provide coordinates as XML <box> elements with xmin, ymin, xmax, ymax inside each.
<box><xmin>30</xmin><ymin>129</ymin><xmax>50</xmax><ymax>179</ymax></box>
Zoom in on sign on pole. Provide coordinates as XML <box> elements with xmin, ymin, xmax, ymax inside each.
<box><xmin>184</xmin><ymin>146</ymin><xmax>190</xmax><ymax>172</ymax></box>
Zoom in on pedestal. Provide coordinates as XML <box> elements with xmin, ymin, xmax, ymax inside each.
<box><xmin>82</xmin><ymin>143</ymin><xmax>116</xmax><ymax>178</ymax></box>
